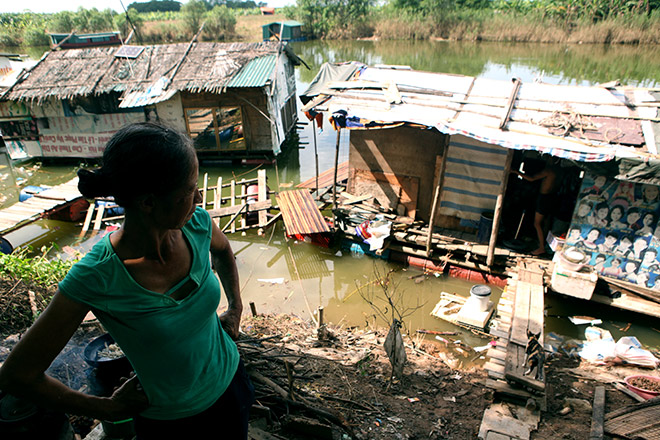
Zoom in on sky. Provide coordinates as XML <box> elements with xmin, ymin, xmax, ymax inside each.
<box><xmin>0</xmin><ymin>0</ymin><xmax>295</xmax><ymax>14</ymax></box>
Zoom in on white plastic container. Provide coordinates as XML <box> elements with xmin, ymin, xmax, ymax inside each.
<box><xmin>469</xmin><ymin>284</ymin><xmax>492</xmax><ymax>313</ymax></box>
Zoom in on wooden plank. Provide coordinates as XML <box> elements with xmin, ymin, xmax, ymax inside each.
<box><xmin>80</xmin><ymin>204</ymin><xmax>95</xmax><ymax>236</ymax></box>
<box><xmin>258</xmin><ymin>169</ymin><xmax>267</xmax><ymax>227</ymax></box>
<box><xmin>528</xmin><ymin>283</ymin><xmax>544</xmax><ymax>337</ymax></box>
<box><xmin>276</xmin><ymin>190</ymin><xmax>330</xmax><ymax>236</ymax></box>
<box><xmin>202</xmin><ymin>173</ymin><xmax>208</xmax><ymax>208</ymax></box>
<box><xmin>488</xmin><ymin>348</ymin><xmax>507</xmax><ymax>361</ymax></box>
<box><xmin>590</xmin><ymin>386</ymin><xmax>605</xmax><ymax>440</ymax></box>
<box><xmin>511</xmin><ymin>281</ymin><xmax>531</xmax><ymax>346</ymax></box>
<box><xmin>240</xmin><ymin>184</ymin><xmax>246</xmax><ymax>230</ymax></box>
<box><xmin>214</xmin><ymin>177</ymin><xmax>222</xmax><ymax>227</ymax></box>
<box><xmin>208</xmin><ymin>200</ymin><xmax>272</xmax><ymax>218</ymax></box>
<box><xmin>485</xmin><ymin>379</ymin><xmax>534</xmax><ymax>400</ymax></box>
<box><xmin>479</xmin><ymin>405</ymin><xmax>531</xmax><ymax>440</ymax></box>
<box><xmin>484</xmin><ymin>361</ymin><xmax>506</xmax><ymax>379</ymax></box>
<box><xmin>230</xmin><ymin>180</ymin><xmax>236</xmax><ymax>234</ymax></box>
<box><xmin>297</xmin><ymin>161</ymin><xmax>349</xmax><ymax>190</ymax></box>
<box><xmin>92</xmin><ymin>203</ymin><xmax>105</xmax><ymax>231</ymax></box>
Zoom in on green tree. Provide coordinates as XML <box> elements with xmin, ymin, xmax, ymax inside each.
<box><xmin>182</xmin><ymin>0</ymin><xmax>209</xmax><ymax>35</ymax></box>
<box><xmin>113</xmin><ymin>8</ymin><xmax>144</xmax><ymax>41</ymax></box>
<box><xmin>48</xmin><ymin>11</ymin><xmax>75</xmax><ymax>32</ymax></box>
<box><xmin>204</xmin><ymin>5</ymin><xmax>236</xmax><ymax>39</ymax></box>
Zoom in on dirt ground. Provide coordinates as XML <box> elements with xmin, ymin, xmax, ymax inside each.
<box><xmin>0</xmin><ymin>278</ymin><xmax>657</xmax><ymax>439</ymax></box>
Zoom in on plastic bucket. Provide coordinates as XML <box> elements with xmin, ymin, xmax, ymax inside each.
<box><xmin>476</xmin><ymin>211</ymin><xmax>494</xmax><ymax>244</ymax></box>
<box><xmin>469</xmin><ymin>284</ymin><xmax>491</xmax><ymax>313</ymax></box>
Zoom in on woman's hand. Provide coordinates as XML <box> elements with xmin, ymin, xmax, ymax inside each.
<box><xmin>105</xmin><ymin>374</ymin><xmax>149</xmax><ymax>421</ymax></box>
<box><xmin>220</xmin><ymin>307</ymin><xmax>242</xmax><ymax>340</ymax></box>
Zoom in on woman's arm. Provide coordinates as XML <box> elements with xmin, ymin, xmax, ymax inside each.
<box><xmin>0</xmin><ymin>291</ymin><xmax>147</xmax><ymax>420</ymax></box>
<box><xmin>210</xmin><ymin>221</ymin><xmax>243</xmax><ymax>340</ymax></box>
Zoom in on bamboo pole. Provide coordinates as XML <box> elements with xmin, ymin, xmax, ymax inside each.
<box><xmin>487</xmin><ymin>150</ymin><xmax>514</xmax><ymax>267</ymax></box>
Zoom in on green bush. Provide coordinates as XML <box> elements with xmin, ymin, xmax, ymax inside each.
<box><xmin>0</xmin><ymin>32</ymin><xmax>21</xmax><ymax>46</ymax></box>
<box><xmin>0</xmin><ymin>246</ymin><xmax>77</xmax><ymax>288</ymax></box>
<box><xmin>204</xmin><ymin>5</ymin><xmax>236</xmax><ymax>40</ymax></box>
<box><xmin>22</xmin><ymin>26</ymin><xmax>51</xmax><ymax>46</ymax></box>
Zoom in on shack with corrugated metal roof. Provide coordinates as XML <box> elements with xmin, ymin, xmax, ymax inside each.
<box><xmin>0</xmin><ymin>41</ymin><xmax>301</xmax><ymax>161</ymax></box>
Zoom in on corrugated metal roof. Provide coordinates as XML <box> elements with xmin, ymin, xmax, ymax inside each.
<box><xmin>225</xmin><ymin>55</ymin><xmax>276</xmax><ymax>88</ymax></box>
<box><xmin>305</xmin><ymin>65</ymin><xmax>660</xmax><ymax>163</ymax></box>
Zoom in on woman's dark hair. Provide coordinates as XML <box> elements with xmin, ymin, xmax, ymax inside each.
<box><xmin>77</xmin><ymin>122</ymin><xmax>195</xmax><ymax>206</ymax></box>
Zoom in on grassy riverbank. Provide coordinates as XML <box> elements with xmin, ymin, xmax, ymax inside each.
<box><xmin>2</xmin><ymin>1</ymin><xmax>659</xmax><ymax>47</ymax></box>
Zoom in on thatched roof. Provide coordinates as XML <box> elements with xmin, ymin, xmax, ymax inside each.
<box><xmin>4</xmin><ymin>41</ymin><xmax>291</xmax><ymax>104</ymax></box>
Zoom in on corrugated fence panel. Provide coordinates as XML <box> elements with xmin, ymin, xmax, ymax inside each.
<box><xmin>439</xmin><ymin>135</ymin><xmax>509</xmax><ymax>221</ymax></box>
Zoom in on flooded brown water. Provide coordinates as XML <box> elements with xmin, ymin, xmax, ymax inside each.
<box><xmin>2</xmin><ymin>40</ymin><xmax>660</xmax><ymax>355</ymax></box>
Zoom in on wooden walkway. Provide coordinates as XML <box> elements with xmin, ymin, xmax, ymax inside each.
<box><xmin>480</xmin><ymin>259</ymin><xmax>546</xmax><ymax>439</ymax></box>
<box><xmin>0</xmin><ymin>177</ymin><xmax>82</xmax><ymax>235</ymax></box>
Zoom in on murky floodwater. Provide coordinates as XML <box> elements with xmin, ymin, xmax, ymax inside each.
<box><xmin>2</xmin><ymin>40</ymin><xmax>660</xmax><ymax>356</ymax></box>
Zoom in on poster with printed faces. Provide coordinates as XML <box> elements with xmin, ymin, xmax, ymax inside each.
<box><xmin>566</xmin><ymin>173</ymin><xmax>660</xmax><ymax>290</ymax></box>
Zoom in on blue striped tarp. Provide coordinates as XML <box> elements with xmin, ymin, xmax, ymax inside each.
<box><xmin>439</xmin><ymin>135</ymin><xmax>509</xmax><ymax>221</ymax></box>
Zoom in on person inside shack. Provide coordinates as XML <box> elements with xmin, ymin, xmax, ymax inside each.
<box><xmin>512</xmin><ymin>155</ymin><xmax>561</xmax><ymax>256</ymax></box>
<box><xmin>0</xmin><ymin>123</ymin><xmax>254</xmax><ymax>439</ymax></box>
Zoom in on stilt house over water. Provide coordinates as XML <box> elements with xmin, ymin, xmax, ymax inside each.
<box><xmin>301</xmin><ymin>63</ymin><xmax>660</xmax><ymax>295</ymax></box>
<box><xmin>0</xmin><ymin>41</ymin><xmax>300</xmax><ymax>161</ymax></box>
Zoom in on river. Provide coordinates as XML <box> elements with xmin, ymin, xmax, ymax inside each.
<box><xmin>2</xmin><ymin>40</ymin><xmax>660</xmax><ymax>360</ymax></box>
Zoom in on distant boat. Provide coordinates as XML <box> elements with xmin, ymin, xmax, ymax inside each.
<box><xmin>48</xmin><ymin>31</ymin><xmax>122</xmax><ymax>49</ymax></box>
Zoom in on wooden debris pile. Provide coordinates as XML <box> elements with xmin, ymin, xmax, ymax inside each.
<box><xmin>239</xmin><ymin>314</ymin><xmax>377</xmax><ymax>439</ymax></box>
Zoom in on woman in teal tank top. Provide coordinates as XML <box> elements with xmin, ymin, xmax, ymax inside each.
<box><xmin>0</xmin><ymin>123</ymin><xmax>253</xmax><ymax>439</ymax></box>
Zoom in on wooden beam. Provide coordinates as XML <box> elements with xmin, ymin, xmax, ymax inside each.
<box><xmin>589</xmin><ymin>386</ymin><xmax>605</xmax><ymax>440</ymax></box>
<box><xmin>426</xmin><ymin>154</ymin><xmax>446</xmax><ymax>257</ymax></box>
<box><xmin>500</xmin><ymin>77</ymin><xmax>522</xmax><ymax>130</ymax></box>
<box><xmin>487</xmin><ymin>149</ymin><xmax>514</xmax><ymax>267</ymax></box>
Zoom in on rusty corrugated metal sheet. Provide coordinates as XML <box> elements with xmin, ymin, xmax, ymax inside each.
<box><xmin>276</xmin><ymin>189</ymin><xmax>330</xmax><ymax>235</ymax></box>
<box><xmin>226</xmin><ymin>55</ymin><xmax>276</xmax><ymax>88</ymax></box>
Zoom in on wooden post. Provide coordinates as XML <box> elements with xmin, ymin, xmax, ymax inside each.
<box><xmin>202</xmin><ymin>173</ymin><xmax>208</xmax><ymax>208</ymax></box>
<box><xmin>318</xmin><ymin>307</ymin><xmax>324</xmax><ymax>328</ymax></box>
<box><xmin>214</xmin><ymin>177</ymin><xmax>222</xmax><ymax>227</ymax></box>
<box><xmin>258</xmin><ymin>169</ymin><xmax>267</xmax><ymax>227</ymax></box>
<box><xmin>230</xmin><ymin>180</ymin><xmax>236</xmax><ymax>234</ymax></box>
<box><xmin>426</xmin><ymin>154</ymin><xmax>447</xmax><ymax>257</ymax></box>
<box><xmin>313</xmin><ymin>118</ymin><xmax>319</xmax><ymax>196</ymax></box>
<box><xmin>332</xmin><ymin>128</ymin><xmax>341</xmax><ymax>226</ymax></box>
<box><xmin>249</xmin><ymin>302</ymin><xmax>258</xmax><ymax>317</ymax></box>
<box><xmin>486</xmin><ymin>150</ymin><xmax>514</xmax><ymax>267</ymax></box>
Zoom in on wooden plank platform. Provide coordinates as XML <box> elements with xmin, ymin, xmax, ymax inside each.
<box><xmin>297</xmin><ymin>161</ymin><xmax>349</xmax><ymax>190</ymax></box>
<box><xmin>431</xmin><ymin>291</ymin><xmax>495</xmax><ymax>331</ymax></box>
<box><xmin>276</xmin><ymin>189</ymin><xmax>330</xmax><ymax>236</ymax></box>
<box><xmin>0</xmin><ymin>178</ymin><xmax>82</xmax><ymax>234</ymax></box>
<box><xmin>480</xmin><ymin>259</ymin><xmax>547</xmax><ymax>440</ymax></box>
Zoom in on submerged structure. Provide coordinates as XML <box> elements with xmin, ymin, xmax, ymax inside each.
<box><xmin>0</xmin><ymin>41</ymin><xmax>300</xmax><ymax>161</ymax></box>
<box><xmin>301</xmin><ymin>62</ymin><xmax>660</xmax><ymax>314</ymax></box>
